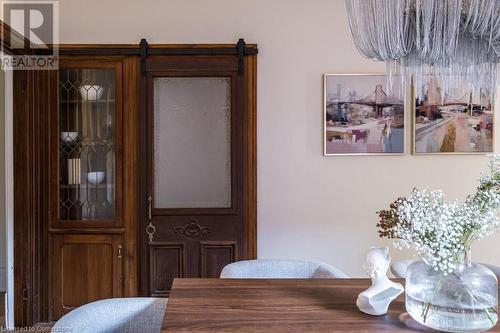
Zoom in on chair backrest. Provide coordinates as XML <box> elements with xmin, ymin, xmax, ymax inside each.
<box><xmin>482</xmin><ymin>263</ymin><xmax>500</xmax><ymax>278</ymax></box>
<box><xmin>51</xmin><ymin>297</ymin><xmax>168</xmax><ymax>333</ymax></box>
<box><xmin>390</xmin><ymin>259</ymin><xmax>418</xmax><ymax>278</ymax></box>
<box><xmin>220</xmin><ymin>259</ymin><xmax>349</xmax><ymax>279</ymax></box>
<box><xmin>391</xmin><ymin>259</ymin><xmax>500</xmax><ymax>279</ymax></box>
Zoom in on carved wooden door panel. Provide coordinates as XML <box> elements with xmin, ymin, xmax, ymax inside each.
<box><xmin>141</xmin><ymin>53</ymin><xmax>256</xmax><ymax>297</ymax></box>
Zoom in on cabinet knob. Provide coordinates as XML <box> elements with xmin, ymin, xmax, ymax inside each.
<box><xmin>117</xmin><ymin>245</ymin><xmax>123</xmax><ymax>259</ymax></box>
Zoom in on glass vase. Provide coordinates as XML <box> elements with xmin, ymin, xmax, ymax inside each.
<box><xmin>405</xmin><ymin>252</ymin><xmax>498</xmax><ymax>333</ymax></box>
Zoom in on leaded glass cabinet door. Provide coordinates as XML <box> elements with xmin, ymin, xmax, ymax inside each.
<box><xmin>53</xmin><ymin>61</ymin><xmax>123</xmax><ymax>228</ymax></box>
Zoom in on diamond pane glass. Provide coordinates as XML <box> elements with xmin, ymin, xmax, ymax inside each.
<box><xmin>153</xmin><ymin>77</ymin><xmax>231</xmax><ymax>209</ymax></box>
<box><xmin>58</xmin><ymin>68</ymin><xmax>116</xmax><ymax>220</ymax></box>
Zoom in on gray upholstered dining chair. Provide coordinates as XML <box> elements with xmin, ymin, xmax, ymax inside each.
<box><xmin>51</xmin><ymin>298</ymin><xmax>168</xmax><ymax>333</ymax></box>
<box><xmin>391</xmin><ymin>259</ymin><xmax>500</xmax><ymax>279</ymax></box>
<box><xmin>220</xmin><ymin>259</ymin><xmax>349</xmax><ymax>279</ymax></box>
<box><xmin>390</xmin><ymin>259</ymin><xmax>418</xmax><ymax>278</ymax></box>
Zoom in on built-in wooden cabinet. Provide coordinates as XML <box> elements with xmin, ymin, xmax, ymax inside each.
<box><xmin>14</xmin><ymin>42</ymin><xmax>256</xmax><ymax>326</ymax></box>
<box><xmin>49</xmin><ymin>58</ymin><xmax>130</xmax><ymax>320</ymax></box>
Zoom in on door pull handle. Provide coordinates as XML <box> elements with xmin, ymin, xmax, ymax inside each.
<box><xmin>146</xmin><ymin>195</ymin><xmax>156</xmax><ymax>242</ymax></box>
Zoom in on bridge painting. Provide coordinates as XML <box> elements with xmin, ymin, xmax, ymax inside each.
<box><xmin>414</xmin><ymin>77</ymin><xmax>493</xmax><ymax>154</ymax></box>
<box><xmin>324</xmin><ymin>74</ymin><xmax>405</xmax><ymax>155</ymax></box>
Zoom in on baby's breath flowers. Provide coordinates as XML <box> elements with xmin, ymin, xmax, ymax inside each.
<box><xmin>378</xmin><ymin>154</ymin><xmax>500</xmax><ymax>274</ymax></box>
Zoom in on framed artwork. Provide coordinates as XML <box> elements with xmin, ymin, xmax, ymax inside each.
<box><xmin>324</xmin><ymin>74</ymin><xmax>405</xmax><ymax>155</ymax></box>
<box><xmin>413</xmin><ymin>77</ymin><xmax>494</xmax><ymax>154</ymax></box>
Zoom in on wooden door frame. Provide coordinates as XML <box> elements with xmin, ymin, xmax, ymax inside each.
<box><xmin>13</xmin><ymin>69</ymin><xmax>55</xmax><ymax>326</ymax></box>
<box><xmin>0</xmin><ymin>20</ymin><xmax>32</xmax><ymax>55</ymax></box>
<box><xmin>2</xmin><ymin>20</ymin><xmax>53</xmax><ymax>326</ymax></box>
<box><xmin>138</xmin><ymin>41</ymin><xmax>258</xmax><ymax>295</ymax></box>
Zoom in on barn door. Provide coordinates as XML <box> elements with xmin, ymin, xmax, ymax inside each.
<box><xmin>140</xmin><ymin>46</ymin><xmax>257</xmax><ymax>296</ymax></box>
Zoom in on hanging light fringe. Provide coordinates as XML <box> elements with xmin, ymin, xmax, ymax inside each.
<box><xmin>345</xmin><ymin>0</ymin><xmax>500</xmax><ymax>102</ymax></box>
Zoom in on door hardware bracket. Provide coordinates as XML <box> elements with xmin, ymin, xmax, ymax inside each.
<box><xmin>237</xmin><ymin>38</ymin><xmax>246</xmax><ymax>76</ymax></box>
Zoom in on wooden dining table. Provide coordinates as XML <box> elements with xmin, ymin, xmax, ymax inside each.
<box><xmin>161</xmin><ymin>278</ymin><xmax>500</xmax><ymax>333</ymax></box>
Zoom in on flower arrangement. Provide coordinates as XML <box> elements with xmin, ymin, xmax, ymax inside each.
<box><xmin>377</xmin><ymin>155</ymin><xmax>500</xmax><ymax>274</ymax></box>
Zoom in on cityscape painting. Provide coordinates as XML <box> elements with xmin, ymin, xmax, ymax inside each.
<box><xmin>324</xmin><ymin>74</ymin><xmax>405</xmax><ymax>155</ymax></box>
<box><xmin>413</xmin><ymin>77</ymin><xmax>494</xmax><ymax>154</ymax></box>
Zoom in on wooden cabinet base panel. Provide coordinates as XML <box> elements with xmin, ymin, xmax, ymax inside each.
<box><xmin>51</xmin><ymin>234</ymin><xmax>123</xmax><ymax>319</ymax></box>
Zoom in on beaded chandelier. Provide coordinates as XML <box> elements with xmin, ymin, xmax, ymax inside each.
<box><xmin>345</xmin><ymin>0</ymin><xmax>500</xmax><ymax>100</ymax></box>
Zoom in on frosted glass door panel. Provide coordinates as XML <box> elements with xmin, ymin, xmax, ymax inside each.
<box><xmin>153</xmin><ymin>77</ymin><xmax>231</xmax><ymax>208</ymax></box>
